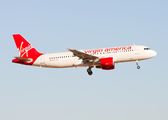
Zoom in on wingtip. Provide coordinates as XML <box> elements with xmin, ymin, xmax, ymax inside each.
<box><xmin>66</xmin><ymin>48</ymin><xmax>70</xmax><ymax>52</ymax></box>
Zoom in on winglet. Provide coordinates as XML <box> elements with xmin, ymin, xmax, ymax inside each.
<box><xmin>67</xmin><ymin>48</ymin><xmax>70</xmax><ymax>52</ymax></box>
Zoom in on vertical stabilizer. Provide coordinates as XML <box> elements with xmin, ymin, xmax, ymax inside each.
<box><xmin>13</xmin><ymin>34</ymin><xmax>42</xmax><ymax>58</ymax></box>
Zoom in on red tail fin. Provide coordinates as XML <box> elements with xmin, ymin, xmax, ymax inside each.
<box><xmin>13</xmin><ymin>34</ymin><xmax>42</xmax><ymax>58</ymax></box>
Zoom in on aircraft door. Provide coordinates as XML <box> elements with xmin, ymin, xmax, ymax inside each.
<box><xmin>40</xmin><ymin>56</ymin><xmax>45</xmax><ymax>65</ymax></box>
<box><xmin>135</xmin><ymin>46</ymin><xmax>139</xmax><ymax>55</ymax></box>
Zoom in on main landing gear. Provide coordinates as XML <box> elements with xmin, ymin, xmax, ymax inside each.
<box><xmin>87</xmin><ymin>63</ymin><xmax>94</xmax><ymax>75</ymax></box>
<box><xmin>136</xmin><ymin>60</ymin><xmax>140</xmax><ymax>69</ymax></box>
<box><xmin>87</xmin><ymin>67</ymin><xmax>93</xmax><ymax>75</ymax></box>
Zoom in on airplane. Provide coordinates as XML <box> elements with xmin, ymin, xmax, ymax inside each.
<box><xmin>12</xmin><ymin>34</ymin><xmax>157</xmax><ymax>75</ymax></box>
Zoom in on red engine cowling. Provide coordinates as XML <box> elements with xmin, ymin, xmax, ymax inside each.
<box><xmin>99</xmin><ymin>57</ymin><xmax>115</xmax><ymax>70</ymax></box>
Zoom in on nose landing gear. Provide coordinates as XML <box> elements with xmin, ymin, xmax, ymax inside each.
<box><xmin>136</xmin><ymin>60</ymin><xmax>140</xmax><ymax>69</ymax></box>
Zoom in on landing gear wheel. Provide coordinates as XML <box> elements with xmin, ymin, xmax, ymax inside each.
<box><xmin>137</xmin><ymin>65</ymin><xmax>140</xmax><ymax>69</ymax></box>
<box><xmin>87</xmin><ymin>68</ymin><xmax>93</xmax><ymax>75</ymax></box>
<box><xmin>88</xmin><ymin>71</ymin><xmax>93</xmax><ymax>75</ymax></box>
<box><xmin>136</xmin><ymin>60</ymin><xmax>140</xmax><ymax>69</ymax></box>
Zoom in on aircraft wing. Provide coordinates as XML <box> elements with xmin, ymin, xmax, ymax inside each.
<box><xmin>69</xmin><ymin>49</ymin><xmax>99</xmax><ymax>64</ymax></box>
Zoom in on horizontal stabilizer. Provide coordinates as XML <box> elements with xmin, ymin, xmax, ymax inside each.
<box><xmin>14</xmin><ymin>57</ymin><xmax>32</xmax><ymax>62</ymax></box>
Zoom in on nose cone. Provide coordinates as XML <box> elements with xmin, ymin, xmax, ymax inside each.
<box><xmin>151</xmin><ymin>50</ymin><xmax>157</xmax><ymax>57</ymax></box>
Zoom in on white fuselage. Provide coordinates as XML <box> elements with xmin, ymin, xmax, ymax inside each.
<box><xmin>33</xmin><ymin>45</ymin><xmax>157</xmax><ymax>68</ymax></box>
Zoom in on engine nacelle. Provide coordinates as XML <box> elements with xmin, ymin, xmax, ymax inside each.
<box><xmin>99</xmin><ymin>57</ymin><xmax>115</xmax><ymax>70</ymax></box>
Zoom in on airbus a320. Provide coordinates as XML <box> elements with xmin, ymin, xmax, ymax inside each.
<box><xmin>12</xmin><ymin>34</ymin><xmax>157</xmax><ymax>75</ymax></box>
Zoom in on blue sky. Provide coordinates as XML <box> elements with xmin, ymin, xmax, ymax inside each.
<box><xmin>0</xmin><ymin>0</ymin><xmax>168</xmax><ymax>120</ymax></box>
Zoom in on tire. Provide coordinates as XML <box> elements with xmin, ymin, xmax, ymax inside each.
<box><xmin>88</xmin><ymin>71</ymin><xmax>93</xmax><ymax>75</ymax></box>
<box><xmin>87</xmin><ymin>68</ymin><xmax>93</xmax><ymax>75</ymax></box>
<box><xmin>137</xmin><ymin>66</ymin><xmax>140</xmax><ymax>69</ymax></box>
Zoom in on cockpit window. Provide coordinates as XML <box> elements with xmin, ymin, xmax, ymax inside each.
<box><xmin>144</xmin><ymin>48</ymin><xmax>151</xmax><ymax>50</ymax></box>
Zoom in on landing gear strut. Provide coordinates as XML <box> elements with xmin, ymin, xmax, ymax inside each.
<box><xmin>136</xmin><ymin>60</ymin><xmax>140</xmax><ymax>69</ymax></box>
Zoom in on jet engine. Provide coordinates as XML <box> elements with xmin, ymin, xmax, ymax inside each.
<box><xmin>96</xmin><ymin>57</ymin><xmax>115</xmax><ymax>70</ymax></box>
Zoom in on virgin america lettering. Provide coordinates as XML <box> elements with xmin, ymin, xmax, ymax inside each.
<box><xmin>84</xmin><ymin>46</ymin><xmax>132</xmax><ymax>54</ymax></box>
